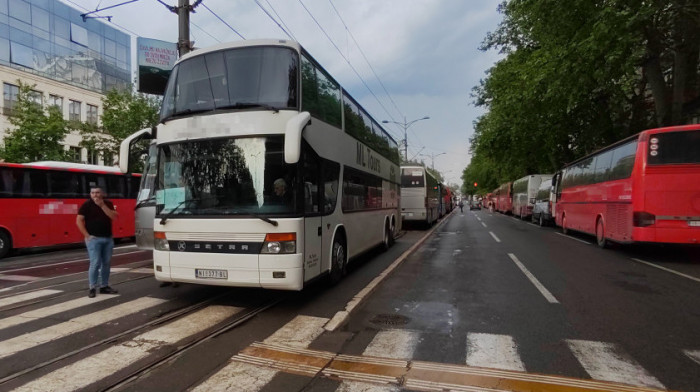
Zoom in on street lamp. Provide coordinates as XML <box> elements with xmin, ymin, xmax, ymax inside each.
<box><xmin>382</xmin><ymin>116</ymin><xmax>430</xmax><ymax>161</ymax></box>
<box><xmin>420</xmin><ymin>152</ymin><xmax>446</xmax><ymax>170</ymax></box>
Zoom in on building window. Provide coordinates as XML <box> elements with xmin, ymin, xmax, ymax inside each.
<box><xmin>88</xmin><ymin>149</ymin><xmax>99</xmax><ymax>165</ymax></box>
<box><xmin>69</xmin><ymin>146</ymin><xmax>82</xmax><ymax>163</ymax></box>
<box><xmin>103</xmin><ymin>152</ymin><xmax>114</xmax><ymax>166</ymax></box>
<box><xmin>86</xmin><ymin>104</ymin><xmax>98</xmax><ymax>125</ymax></box>
<box><xmin>3</xmin><ymin>83</ymin><xmax>19</xmax><ymax>116</ymax></box>
<box><xmin>70</xmin><ymin>23</ymin><xmax>88</xmax><ymax>47</ymax></box>
<box><xmin>48</xmin><ymin>95</ymin><xmax>63</xmax><ymax>112</ymax></box>
<box><xmin>10</xmin><ymin>42</ymin><xmax>34</xmax><ymax>68</ymax></box>
<box><xmin>28</xmin><ymin>90</ymin><xmax>42</xmax><ymax>107</ymax></box>
<box><xmin>69</xmin><ymin>100</ymin><xmax>81</xmax><ymax>121</ymax></box>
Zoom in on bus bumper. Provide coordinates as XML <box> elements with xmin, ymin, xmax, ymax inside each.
<box><xmin>153</xmin><ymin>251</ymin><xmax>305</xmax><ymax>290</ymax></box>
<box><xmin>401</xmin><ymin>208</ymin><xmax>427</xmax><ymax>221</ymax></box>
<box><xmin>633</xmin><ymin>225</ymin><xmax>700</xmax><ymax>244</ymax></box>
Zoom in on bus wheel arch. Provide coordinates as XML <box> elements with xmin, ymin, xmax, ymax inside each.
<box><xmin>0</xmin><ymin>229</ymin><xmax>12</xmax><ymax>259</ymax></box>
<box><xmin>328</xmin><ymin>227</ymin><xmax>347</xmax><ymax>285</ymax></box>
<box><xmin>596</xmin><ymin>216</ymin><xmax>608</xmax><ymax>248</ymax></box>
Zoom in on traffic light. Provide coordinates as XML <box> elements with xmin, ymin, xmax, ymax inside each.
<box><xmin>473</xmin><ymin>182</ymin><xmax>478</xmax><ymax>187</ymax></box>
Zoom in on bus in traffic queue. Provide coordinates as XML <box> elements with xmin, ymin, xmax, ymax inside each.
<box><xmin>400</xmin><ymin>165</ymin><xmax>440</xmax><ymax>226</ymax></box>
<box><xmin>119</xmin><ymin>39</ymin><xmax>401</xmax><ymax>290</ymax></box>
<box><xmin>0</xmin><ymin>161</ymin><xmax>140</xmax><ymax>259</ymax></box>
<box><xmin>511</xmin><ymin>174</ymin><xmax>551</xmax><ymax>219</ymax></box>
<box><xmin>494</xmin><ymin>182</ymin><xmax>513</xmax><ymax>214</ymax></box>
<box><xmin>553</xmin><ymin>124</ymin><xmax>700</xmax><ymax>247</ymax></box>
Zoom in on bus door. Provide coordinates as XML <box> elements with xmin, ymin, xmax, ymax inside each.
<box><xmin>302</xmin><ymin>150</ymin><xmax>322</xmax><ymax>280</ymax></box>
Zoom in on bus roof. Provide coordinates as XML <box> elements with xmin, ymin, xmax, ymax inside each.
<box><xmin>179</xmin><ymin>39</ymin><xmax>301</xmax><ymax>64</ymax></box>
<box><xmin>1</xmin><ymin>161</ymin><xmax>139</xmax><ymax>175</ymax></box>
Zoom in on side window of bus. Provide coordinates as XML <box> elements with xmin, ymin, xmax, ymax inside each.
<box><xmin>593</xmin><ymin>149</ymin><xmax>614</xmax><ymax>183</ymax></box>
<box><xmin>322</xmin><ymin>160</ymin><xmax>340</xmax><ymax>214</ymax></box>
<box><xmin>0</xmin><ymin>168</ymin><xmax>13</xmax><ymax>197</ymax></box>
<box><xmin>24</xmin><ymin>170</ymin><xmax>47</xmax><ymax>197</ymax></box>
<box><xmin>301</xmin><ymin>55</ymin><xmax>342</xmax><ymax>128</ymax></box>
<box><xmin>82</xmin><ymin>174</ymin><xmax>107</xmax><ymax>197</ymax></box>
<box><xmin>302</xmin><ymin>148</ymin><xmax>321</xmax><ymax>214</ymax></box>
<box><xmin>610</xmin><ymin>141</ymin><xmax>637</xmax><ymax>181</ymax></box>
<box><xmin>129</xmin><ymin>177</ymin><xmax>142</xmax><ymax>199</ymax></box>
<box><xmin>108</xmin><ymin>175</ymin><xmax>126</xmax><ymax>198</ymax></box>
<box><xmin>48</xmin><ymin>171</ymin><xmax>79</xmax><ymax>198</ymax></box>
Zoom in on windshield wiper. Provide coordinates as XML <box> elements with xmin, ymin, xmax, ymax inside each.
<box><xmin>159</xmin><ymin>199</ymin><xmax>196</xmax><ymax>224</ymax></box>
<box><xmin>219</xmin><ymin>102</ymin><xmax>280</xmax><ymax>113</ymax></box>
<box><xmin>134</xmin><ymin>198</ymin><xmax>155</xmax><ymax>209</ymax></box>
<box><xmin>250</xmin><ymin>214</ymin><xmax>279</xmax><ymax>227</ymax></box>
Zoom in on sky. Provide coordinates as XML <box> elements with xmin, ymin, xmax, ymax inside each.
<box><xmin>65</xmin><ymin>0</ymin><xmax>503</xmax><ymax>189</ymax></box>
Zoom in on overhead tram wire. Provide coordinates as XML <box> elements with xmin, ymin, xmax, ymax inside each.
<box><xmin>326</xmin><ymin>0</ymin><xmax>403</xmax><ymax>120</ymax></box>
<box><xmin>264</xmin><ymin>0</ymin><xmax>297</xmax><ymax>41</ymax></box>
<box><xmin>63</xmin><ymin>0</ymin><xmax>141</xmax><ymax>36</ymax></box>
<box><xmin>191</xmin><ymin>20</ymin><xmax>222</xmax><ymax>44</ymax></box>
<box><xmin>253</xmin><ymin>0</ymin><xmax>295</xmax><ymax>41</ymax></box>
<box><xmin>201</xmin><ymin>2</ymin><xmax>246</xmax><ymax>40</ymax></box>
<box><xmin>295</xmin><ymin>0</ymin><xmax>402</xmax><ymax>133</ymax></box>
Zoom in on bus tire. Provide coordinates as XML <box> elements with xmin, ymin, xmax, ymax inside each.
<box><xmin>561</xmin><ymin>215</ymin><xmax>568</xmax><ymax>235</ymax></box>
<box><xmin>596</xmin><ymin>218</ymin><xmax>608</xmax><ymax>249</ymax></box>
<box><xmin>382</xmin><ymin>222</ymin><xmax>391</xmax><ymax>252</ymax></box>
<box><xmin>329</xmin><ymin>236</ymin><xmax>346</xmax><ymax>285</ymax></box>
<box><xmin>0</xmin><ymin>230</ymin><xmax>11</xmax><ymax>259</ymax></box>
<box><xmin>388</xmin><ymin>218</ymin><xmax>395</xmax><ymax>247</ymax></box>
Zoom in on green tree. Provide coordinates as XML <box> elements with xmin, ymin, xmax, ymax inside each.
<box><xmin>0</xmin><ymin>81</ymin><xmax>71</xmax><ymax>163</ymax></box>
<box><xmin>80</xmin><ymin>86</ymin><xmax>161</xmax><ymax>172</ymax></box>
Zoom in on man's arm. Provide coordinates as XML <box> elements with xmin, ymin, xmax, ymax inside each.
<box><xmin>97</xmin><ymin>200</ymin><xmax>119</xmax><ymax>221</ymax></box>
<box><xmin>76</xmin><ymin>215</ymin><xmax>91</xmax><ymax>240</ymax></box>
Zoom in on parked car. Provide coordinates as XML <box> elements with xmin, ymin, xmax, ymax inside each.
<box><xmin>469</xmin><ymin>200</ymin><xmax>481</xmax><ymax>210</ymax></box>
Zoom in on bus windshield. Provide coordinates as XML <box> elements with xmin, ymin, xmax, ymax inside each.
<box><xmin>160</xmin><ymin>46</ymin><xmax>299</xmax><ymax>121</ymax></box>
<box><xmin>647</xmin><ymin>129</ymin><xmax>700</xmax><ymax>165</ymax></box>
<box><xmin>401</xmin><ymin>168</ymin><xmax>425</xmax><ymax>187</ymax></box>
<box><xmin>156</xmin><ymin>136</ymin><xmax>298</xmax><ymax>216</ymax></box>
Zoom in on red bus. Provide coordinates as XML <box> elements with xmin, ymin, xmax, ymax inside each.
<box><xmin>553</xmin><ymin>125</ymin><xmax>700</xmax><ymax>247</ymax></box>
<box><xmin>494</xmin><ymin>182</ymin><xmax>513</xmax><ymax>214</ymax></box>
<box><xmin>0</xmin><ymin>161</ymin><xmax>140</xmax><ymax>259</ymax></box>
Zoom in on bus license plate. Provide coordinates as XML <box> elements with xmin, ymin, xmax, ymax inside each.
<box><xmin>689</xmin><ymin>221</ymin><xmax>700</xmax><ymax>227</ymax></box>
<box><xmin>195</xmin><ymin>269</ymin><xmax>228</xmax><ymax>279</ymax></box>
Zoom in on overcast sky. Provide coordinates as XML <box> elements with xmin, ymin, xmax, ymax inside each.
<box><xmin>65</xmin><ymin>0</ymin><xmax>503</xmax><ymax>188</ymax></box>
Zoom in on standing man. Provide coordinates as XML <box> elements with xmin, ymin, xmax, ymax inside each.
<box><xmin>76</xmin><ymin>187</ymin><xmax>119</xmax><ymax>298</ymax></box>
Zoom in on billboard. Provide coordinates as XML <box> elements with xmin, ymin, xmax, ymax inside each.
<box><xmin>137</xmin><ymin>37</ymin><xmax>178</xmax><ymax>95</ymax></box>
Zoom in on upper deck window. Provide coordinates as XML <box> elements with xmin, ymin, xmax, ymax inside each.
<box><xmin>160</xmin><ymin>46</ymin><xmax>299</xmax><ymax>121</ymax></box>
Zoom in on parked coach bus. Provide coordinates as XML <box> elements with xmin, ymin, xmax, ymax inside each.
<box><xmin>119</xmin><ymin>39</ymin><xmax>401</xmax><ymax>290</ymax></box>
<box><xmin>0</xmin><ymin>161</ymin><xmax>140</xmax><ymax>259</ymax></box>
<box><xmin>553</xmin><ymin>124</ymin><xmax>700</xmax><ymax>247</ymax></box>
<box><xmin>512</xmin><ymin>174</ymin><xmax>551</xmax><ymax>219</ymax></box>
<box><xmin>494</xmin><ymin>182</ymin><xmax>513</xmax><ymax>214</ymax></box>
<box><xmin>401</xmin><ymin>165</ymin><xmax>440</xmax><ymax>226</ymax></box>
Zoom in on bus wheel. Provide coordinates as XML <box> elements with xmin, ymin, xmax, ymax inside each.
<box><xmin>382</xmin><ymin>224</ymin><xmax>391</xmax><ymax>252</ymax></box>
<box><xmin>561</xmin><ymin>216</ymin><xmax>568</xmax><ymax>235</ymax></box>
<box><xmin>329</xmin><ymin>237</ymin><xmax>346</xmax><ymax>285</ymax></box>
<box><xmin>539</xmin><ymin>214</ymin><xmax>545</xmax><ymax>227</ymax></box>
<box><xmin>0</xmin><ymin>231</ymin><xmax>10</xmax><ymax>259</ymax></box>
<box><xmin>596</xmin><ymin>219</ymin><xmax>608</xmax><ymax>249</ymax></box>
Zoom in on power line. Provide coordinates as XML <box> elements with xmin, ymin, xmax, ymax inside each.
<box><xmin>253</xmin><ymin>0</ymin><xmax>295</xmax><ymax>41</ymax></box>
<box><xmin>326</xmin><ymin>0</ymin><xmax>403</xmax><ymax>120</ymax></box>
<box><xmin>264</xmin><ymin>0</ymin><xmax>297</xmax><ymax>41</ymax></box>
<box><xmin>191</xmin><ymin>20</ymin><xmax>221</xmax><ymax>44</ymax></box>
<box><xmin>62</xmin><ymin>0</ymin><xmax>140</xmax><ymax>36</ymax></box>
<box><xmin>201</xmin><ymin>2</ymin><xmax>246</xmax><ymax>40</ymax></box>
<box><xmin>295</xmin><ymin>0</ymin><xmax>400</xmax><ymax>128</ymax></box>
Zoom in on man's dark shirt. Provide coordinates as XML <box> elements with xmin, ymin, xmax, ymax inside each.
<box><xmin>78</xmin><ymin>200</ymin><xmax>114</xmax><ymax>237</ymax></box>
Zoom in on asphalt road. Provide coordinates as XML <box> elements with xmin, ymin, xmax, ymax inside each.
<box><xmin>0</xmin><ymin>210</ymin><xmax>698</xmax><ymax>392</ymax></box>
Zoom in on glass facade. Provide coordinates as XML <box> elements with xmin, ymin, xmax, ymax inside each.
<box><xmin>0</xmin><ymin>0</ymin><xmax>131</xmax><ymax>94</ymax></box>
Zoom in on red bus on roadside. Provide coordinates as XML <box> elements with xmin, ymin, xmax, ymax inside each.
<box><xmin>494</xmin><ymin>182</ymin><xmax>513</xmax><ymax>214</ymax></box>
<box><xmin>553</xmin><ymin>124</ymin><xmax>700</xmax><ymax>247</ymax></box>
<box><xmin>0</xmin><ymin>161</ymin><xmax>140</xmax><ymax>259</ymax></box>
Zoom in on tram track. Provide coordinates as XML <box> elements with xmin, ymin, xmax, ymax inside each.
<box><xmin>0</xmin><ymin>290</ymin><xmax>283</xmax><ymax>389</ymax></box>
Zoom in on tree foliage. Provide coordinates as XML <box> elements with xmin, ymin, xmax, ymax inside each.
<box><xmin>466</xmin><ymin>0</ymin><xmax>700</xmax><ymax>191</ymax></box>
<box><xmin>80</xmin><ymin>87</ymin><xmax>161</xmax><ymax>172</ymax></box>
<box><xmin>0</xmin><ymin>81</ymin><xmax>71</xmax><ymax>163</ymax></box>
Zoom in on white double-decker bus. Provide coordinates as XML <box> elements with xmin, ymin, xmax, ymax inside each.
<box><xmin>119</xmin><ymin>39</ymin><xmax>400</xmax><ymax>290</ymax></box>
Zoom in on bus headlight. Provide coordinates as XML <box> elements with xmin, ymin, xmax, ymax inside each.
<box><xmin>154</xmin><ymin>231</ymin><xmax>170</xmax><ymax>251</ymax></box>
<box><xmin>261</xmin><ymin>233</ymin><xmax>296</xmax><ymax>254</ymax></box>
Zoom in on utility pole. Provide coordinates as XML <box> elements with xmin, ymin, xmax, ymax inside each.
<box><xmin>158</xmin><ymin>0</ymin><xmax>201</xmax><ymax>56</ymax></box>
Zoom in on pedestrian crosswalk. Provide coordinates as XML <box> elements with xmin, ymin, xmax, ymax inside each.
<box><xmin>0</xmin><ymin>291</ymin><xmax>696</xmax><ymax>392</ymax></box>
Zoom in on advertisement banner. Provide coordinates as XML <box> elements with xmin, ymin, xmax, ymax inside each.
<box><xmin>137</xmin><ymin>37</ymin><xmax>178</xmax><ymax>95</ymax></box>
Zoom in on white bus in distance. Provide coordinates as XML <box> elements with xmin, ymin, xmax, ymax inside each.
<box><xmin>511</xmin><ymin>174</ymin><xmax>552</xmax><ymax>219</ymax></box>
<box><xmin>119</xmin><ymin>39</ymin><xmax>401</xmax><ymax>290</ymax></box>
<box><xmin>400</xmin><ymin>165</ymin><xmax>440</xmax><ymax>227</ymax></box>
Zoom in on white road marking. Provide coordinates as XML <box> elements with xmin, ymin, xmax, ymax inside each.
<box><xmin>555</xmin><ymin>232</ymin><xmax>591</xmax><ymax>244</ymax></box>
<box><xmin>336</xmin><ymin>381</ymin><xmax>400</xmax><ymax>392</ymax></box>
<box><xmin>508</xmin><ymin>253</ymin><xmax>559</xmax><ymax>304</ymax></box>
<box><xmin>685</xmin><ymin>349</ymin><xmax>700</xmax><ymax>366</ymax></box>
<box><xmin>193</xmin><ymin>315</ymin><xmax>328</xmax><ymax>392</ymax></box>
<box><xmin>489</xmin><ymin>231</ymin><xmax>501</xmax><ymax>243</ymax></box>
<box><xmin>567</xmin><ymin>340</ymin><xmax>665</xmax><ymax>389</ymax></box>
<box><xmin>0</xmin><ymin>297</ymin><xmax>167</xmax><ymax>359</ymax></box>
<box><xmin>465</xmin><ymin>332</ymin><xmax>525</xmax><ymax>371</ymax></box>
<box><xmin>0</xmin><ymin>295</ymin><xmax>113</xmax><ymax>331</ymax></box>
<box><xmin>631</xmin><ymin>258</ymin><xmax>700</xmax><ymax>283</ymax></box>
<box><xmin>0</xmin><ymin>289</ymin><xmax>62</xmax><ymax>308</ymax></box>
<box><xmin>452</xmin><ymin>249</ymin><xmax>462</xmax><ymax>256</ymax></box>
<box><xmin>476</xmin><ymin>217</ymin><xmax>481</xmax><ymax>221</ymax></box>
<box><xmin>363</xmin><ymin>329</ymin><xmax>421</xmax><ymax>360</ymax></box>
<box><xmin>0</xmin><ymin>275</ymin><xmax>41</xmax><ymax>282</ymax></box>
<box><xmin>481</xmin><ymin>222</ymin><xmax>487</xmax><ymax>228</ymax></box>
<box><xmin>14</xmin><ymin>305</ymin><xmax>241</xmax><ymax>392</ymax></box>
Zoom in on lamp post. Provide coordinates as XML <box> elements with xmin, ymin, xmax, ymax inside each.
<box><xmin>382</xmin><ymin>116</ymin><xmax>430</xmax><ymax>161</ymax></box>
<box><xmin>420</xmin><ymin>152</ymin><xmax>446</xmax><ymax>170</ymax></box>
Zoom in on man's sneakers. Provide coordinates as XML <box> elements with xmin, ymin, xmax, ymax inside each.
<box><xmin>99</xmin><ymin>286</ymin><xmax>119</xmax><ymax>294</ymax></box>
<box><xmin>88</xmin><ymin>288</ymin><xmax>96</xmax><ymax>298</ymax></box>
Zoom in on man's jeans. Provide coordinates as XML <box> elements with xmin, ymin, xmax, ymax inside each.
<box><xmin>86</xmin><ymin>236</ymin><xmax>114</xmax><ymax>289</ymax></box>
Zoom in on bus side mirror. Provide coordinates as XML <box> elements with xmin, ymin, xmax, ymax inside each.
<box><xmin>119</xmin><ymin>127</ymin><xmax>153</xmax><ymax>173</ymax></box>
<box><xmin>284</xmin><ymin>112</ymin><xmax>311</xmax><ymax>164</ymax></box>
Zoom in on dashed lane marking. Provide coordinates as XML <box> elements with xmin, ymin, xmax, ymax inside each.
<box><xmin>481</xmin><ymin>222</ymin><xmax>487</xmax><ymax>228</ymax></box>
<box><xmin>508</xmin><ymin>253</ymin><xmax>559</xmax><ymax>304</ymax></box>
<box><xmin>489</xmin><ymin>231</ymin><xmax>501</xmax><ymax>243</ymax></box>
<box><xmin>684</xmin><ymin>349</ymin><xmax>700</xmax><ymax>366</ymax></box>
<box><xmin>630</xmin><ymin>258</ymin><xmax>700</xmax><ymax>283</ymax></box>
<box><xmin>555</xmin><ymin>232</ymin><xmax>591</xmax><ymax>245</ymax></box>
